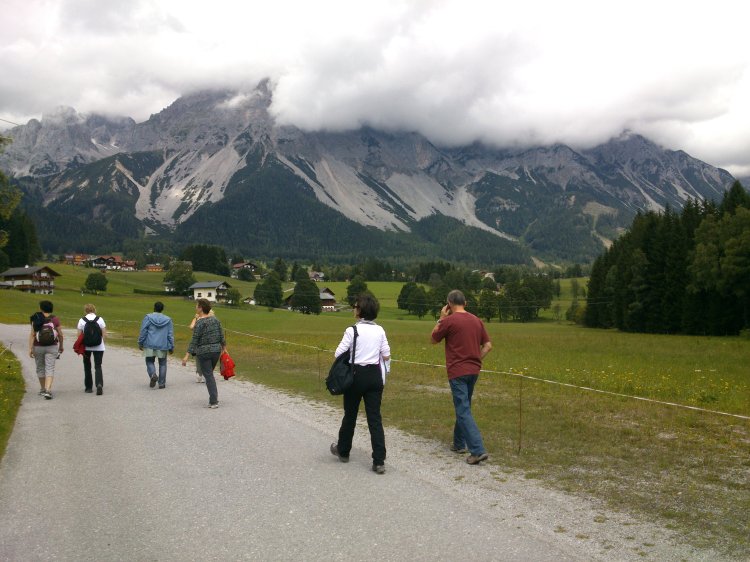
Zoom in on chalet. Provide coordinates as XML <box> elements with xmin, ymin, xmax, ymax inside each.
<box><xmin>0</xmin><ymin>265</ymin><xmax>61</xmax><ymax>294</ymax></box>
<box><xmin>283</xmin><ymin>287</ymin><xmax>338</xmax><ymax>311</ymax></box>
<box><xmin>189</xmin><ymin>281</ymin><xmax>231</xmax><ymax>303</ymax></box>
<box><xmin>61</xmin><ymin>254</ymin><xmax>90</xmax><ymax>266</ymax></box>
<box><xmin>231</xmin><ymin>261</ymin><xmax>258</xmax><ymax>278</ymax></box>
<box><xmin>309</xmin><ymin>271</ymin><xmax>326</xmax><ymax>282</ymax></box>
<box><xmin>319</xmin><ymin>287</ymin><xmax>337</xmax><ymax>311</ymax></box>
<box><xmin>145</xmin><ymin>264</ymin><xmax>164</xmax><ymax>272</ymax></box>
<box><xmin>90</xmin><ymin>255</ymin><xmax>123</xmax><ymax>270</ymax></box>
<box><xmin>121</xmin><ymin>260</ymin><xmax>137</xmax><ymax>271</ymax></box>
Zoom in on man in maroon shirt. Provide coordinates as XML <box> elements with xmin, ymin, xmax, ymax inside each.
<box><xmin>431</xmin><ymin>289</ymin><xmax>492</xmax><ymax>464</ymax></box>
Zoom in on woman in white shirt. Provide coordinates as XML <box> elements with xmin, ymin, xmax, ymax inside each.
<box><xmin>76</xmin><ymin>303</ymin><xmax>107</xmax><ymax>395</ymax></box>
<box><xmin>330</xmin><ymin>293</ymin><xmax>391</xmax><ymax>474</ymax></box>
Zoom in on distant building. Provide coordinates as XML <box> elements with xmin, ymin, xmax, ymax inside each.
<box><xmin>90</xmin><ymin>255</ymin><xmax>123</xmax><ymax>270</ymax></box>
<box><xmin>61</xmin><ymin>253</ymin><xmax>90</xmax><ymax>266</ymax></box>
<box><xmin>283</xmin><ymin>287</ymin><xmax>338</xmax><ymax>311</ymax></box>
<box><xmin>231</xmin><ymin>261</ymin><xmax>258</xmax><ymax>278</ymax></box>
<box><xmin>0</xmin><ymin>265</ymin><xmax>61</xmax><ymax>294</ymax></box>
<box><xmin>309</xmin><ymin>271</ymin><xmax>326</xmax><ymax>282</ymax></box>
<box><xmin>145</xmin><ymin>264</ymin><xmax>164</xmax><ymax>272</ymax></box>
<box><xmin>121</xmin><ymin>260</ymin><xmax>137</xmax><ymax>271</ymax></box>
<box><xmin>189</xmin><ymin>281</ymin><xmax>231</xmax><ymax>303</ymax></box>
<box><xmin>319</xmin><ymin>287</ymin><xmax>337</xmax><ymax>311</ymax></box>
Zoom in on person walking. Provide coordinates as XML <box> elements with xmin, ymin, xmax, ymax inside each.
<box><xmin>330</xmin><ymin>293</ymin><xmax>391</xmax><ymax>474</ymax></box>
<box><xmin>182</xmin><ymin>299</ymin><xmax>226</xmax><ymax>408</ymax></box>
<box><xmin>189</xmin><ymin>307</ymin><xmax>215</xmax><ymax>383</ymax></box>
<box><xmin>77</xmin><ymin>304</ymin><xmax>107</xmax><ymax>395</ymax></box>
<box><xmin>28</xmin><ymin>300</ymin><xmax>63</xmax><ymax>400</ymax></box>
<box><xmin>138</xmin><ymin>301</ymin><xmax>175</xmax><ymax>389</ymax></box>
<box><xmin>431</xmin><ymin>289</ymin><xmax>492</xmax><ymax>465</ymax></box>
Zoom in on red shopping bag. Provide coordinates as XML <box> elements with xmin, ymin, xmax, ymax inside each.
<box><xmin>73</xmin><ymin>332</ymin><xmax>85</xmax><ymax>355</ymax></box>
<box><xmin>219</xmin><ymin>351</ymin><xmax>236</xmax><ymax>380</ymax></box>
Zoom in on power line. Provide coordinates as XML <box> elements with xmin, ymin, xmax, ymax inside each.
<box><xmin>0</xmin><ymin>117</ymin><xmax>22</xmax><ymax>126</ymax></box>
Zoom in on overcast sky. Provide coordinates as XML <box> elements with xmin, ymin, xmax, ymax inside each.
<box><xmin>2</xmin><ymin>0</ymin><xmax>749</xmax><ymax>176</ymax></box>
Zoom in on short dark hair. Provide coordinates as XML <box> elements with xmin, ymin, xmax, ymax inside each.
<box><xmin>39</xmin><ymin>300</ymin><xmax>53</xmax><ymax>313</ymax></box>
<box><xmin>447</xmin><ymin>289</ymin><xmax>466</xmax><ymax>306</ymax></box>
<box><xmin>154</xmin><ymin>301</ymin><xmax>164</xmax><ymax>313</ymax></box>
<box><xmin>196</xmin><ymin>298</ymin><xmax>212</xmax><ymax>314</ymax></box>
<box><xmin>355</xmin><ymin>293</ymin><xmax>379</xmax><ymax>321</ymax></box>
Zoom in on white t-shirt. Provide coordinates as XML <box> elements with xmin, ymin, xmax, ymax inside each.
<box><xmin>77</xmin><ymin>313</ymin><xmax>106</xmax><ymax>351</ymax></box>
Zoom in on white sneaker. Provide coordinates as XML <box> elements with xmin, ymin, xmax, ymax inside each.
<box><xmin>196</xmin><ymin>374</ymin><xmax>204</xmax><ymax>383</ymax></box>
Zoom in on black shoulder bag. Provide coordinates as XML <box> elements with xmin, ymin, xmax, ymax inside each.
<box><xmin>326</xmin><ymin>325</ymin><xmax>358</xmax><ymax>395</ymax></box>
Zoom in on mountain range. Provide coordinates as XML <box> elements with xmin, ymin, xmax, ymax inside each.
<box><xmin>1</xmin><ymin>81</ymin><xmax>738</xmax><ymax>265</ymax></box>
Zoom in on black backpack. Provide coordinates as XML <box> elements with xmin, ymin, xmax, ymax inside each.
<box><xmin>82</xmin><ymin>316</ymin><xmax>103</xmax><ymax>347</ymax></box>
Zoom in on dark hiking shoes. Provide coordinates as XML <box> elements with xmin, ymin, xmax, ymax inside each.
<box><xmin>466</xmin><ymin>453</ymin><xmax>489</xmax><ymax>465</ymax></box>
<box><xmin>330</xmin><ymin>443</ymin><xmax>349</xmax><ymax>463</ymax></box>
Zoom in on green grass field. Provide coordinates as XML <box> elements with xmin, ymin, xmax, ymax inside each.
<box><xmin>1</xmin><ymin>264</ymin><xmax>748</xmax><ymax>555</ymax></box>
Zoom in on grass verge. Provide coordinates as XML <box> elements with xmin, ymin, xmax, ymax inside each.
<box><xmin>0</xmin><ymin>344</ymin><xmax>25</xmax><ymax>461</ymax></box>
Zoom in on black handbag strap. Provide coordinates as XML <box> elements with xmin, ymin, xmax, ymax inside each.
<box><xmin>350</xmin><ymin>325</ymin><xmax>358</xmax><ymax>369</ymax></box>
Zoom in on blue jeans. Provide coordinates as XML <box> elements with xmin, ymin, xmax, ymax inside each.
<box><xmin>146</xmin><ymin>356</ymin><xmax>167</xmax><ymax>386</ymax></box>
<box><xmin>449</xmin><ymin>375</ymin><xmax>486</xmax><ymax>455</ymax></box>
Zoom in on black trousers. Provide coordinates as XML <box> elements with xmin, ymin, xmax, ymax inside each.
<box><xmin>337</xmin><ymin>364</ymin><xmax>386</xmax><ymax>465</ymax></box>
<box><xmin>83</xmin><ymin>350</ymin><xmax>104</xmax><ymax>390</ymax></box>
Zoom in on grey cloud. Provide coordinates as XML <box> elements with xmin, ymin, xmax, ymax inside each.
<box><xmin>1</xmin><ymin>0</ymin><xmax>749</xmax><ymax>174</ymax></box>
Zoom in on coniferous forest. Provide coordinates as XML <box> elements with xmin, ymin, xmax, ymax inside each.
<box><xmin>585</xmin><ymin>181</ymin><xmax>750</xmax><ymax>335</ymax></box>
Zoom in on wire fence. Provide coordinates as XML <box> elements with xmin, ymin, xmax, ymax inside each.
<box><xmin>4</xmin><ymin>312</ymin><xmax>748</xmax><ymax>423</ymax></box>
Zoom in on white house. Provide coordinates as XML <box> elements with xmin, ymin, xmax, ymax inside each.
<box><xmin>189</xmin><ymin>281</ymin><xmax>231</xmax><ymax>303</ymax></box>
<box><xmin>0</xmin><ymin>265</ymin><xmax>60</xmax><ymax>294</ymax></box>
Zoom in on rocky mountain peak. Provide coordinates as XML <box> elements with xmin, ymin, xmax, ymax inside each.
<box><xmin>2</xmin><ymin>84</ymin><xmax>740</xmax><ymax>263</ymax></box>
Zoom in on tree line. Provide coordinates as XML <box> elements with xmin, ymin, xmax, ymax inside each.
<box><xmin>585</xmin><ymin>182</ymin><xmax>750</xmax><ymax>335</ymax></box>
<box><xmin>397</xmin><ymin>268</ymin><xmax>556</xmax><ymax>322</ymax></box>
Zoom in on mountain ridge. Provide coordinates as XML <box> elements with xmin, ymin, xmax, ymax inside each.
<box><xmin>2</xmin><ymin>84</ymin><xmax>739</xmax><ymax>264</ymax></box>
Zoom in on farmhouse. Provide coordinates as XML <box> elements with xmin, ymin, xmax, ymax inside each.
<box><xmin>283</xmin><ymin>287</ymin><xmax>338</xmax><ymax>311</ymax></box>
<box><xmin>231</xmin><ymin>261</ymin><xmax>257</xmax><ymax>278</ymax></box>
<box><xmin>0</xmin><ymin>265</ymin><xmax>61</xmax><ymax>294</ymax></box>
<box><xmin>189</xmin><ymin>281</ymin><xmax>231</xmax><ymax>303</ymax></box>
<box><xmin>90</xmin><ymin>255</ymin><xmax>123</xmax><ymax>270</ymax></box>
<box><xmin>319</xmin><ymin>287</ymin><xmax>337</xmax><ymax>311</ymax></box>
<box><xmin>61</xmin><ymin>253</ymin><xmax>90</xmax><ymax>266</ymax></box>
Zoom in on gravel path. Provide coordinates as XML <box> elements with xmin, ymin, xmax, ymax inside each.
<box><xmin>0</xmin><ymin>324</ymin><xmax>719</xmax><ymax>561</ymax></box>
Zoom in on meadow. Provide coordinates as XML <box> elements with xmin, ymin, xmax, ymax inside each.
<box><xmin>1</xmin><ymin>264</ymin><xmax>748</xmax><ymax>555</ymax></box>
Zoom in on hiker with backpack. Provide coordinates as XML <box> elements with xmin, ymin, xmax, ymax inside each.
<box><xmin>28</xmin><ymin>300</ymin><xmax>63</xmax><ymax>400</ymax></box>
<box><xmin>76</xmin><ymin>304</ymin><xmax>107</xmax><ymax>395</ymax></box>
